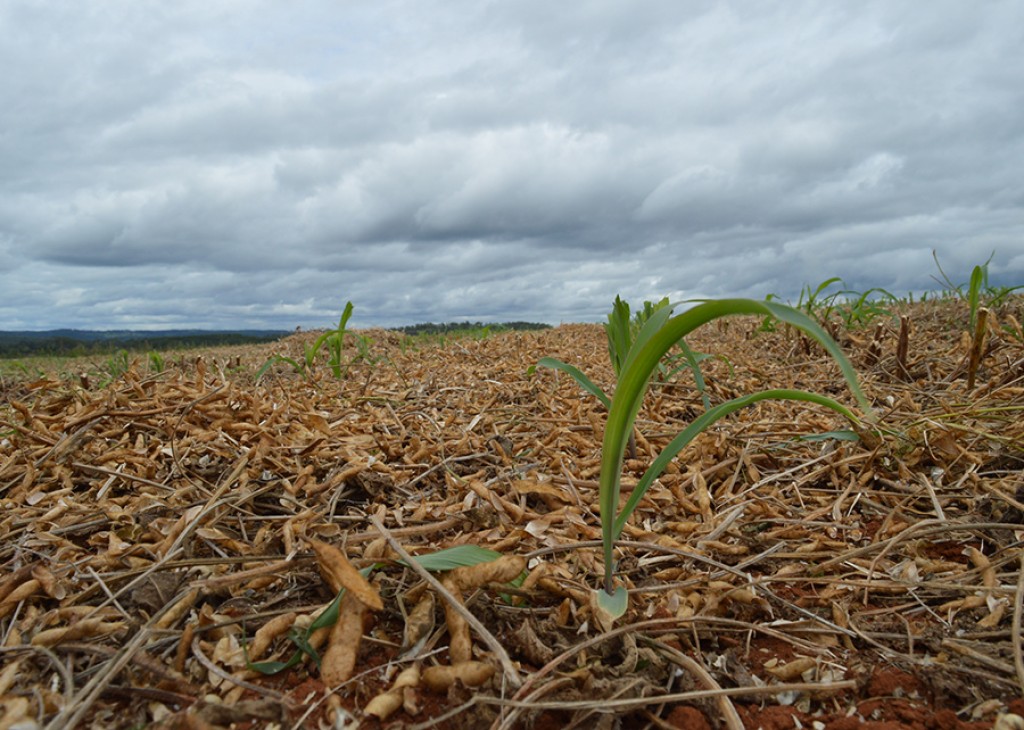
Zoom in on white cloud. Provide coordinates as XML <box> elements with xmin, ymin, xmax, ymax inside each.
<box><xmin>0</xmin><ymin>0</ymin><xmax>1022</xmax><ymax>329</ymax></box>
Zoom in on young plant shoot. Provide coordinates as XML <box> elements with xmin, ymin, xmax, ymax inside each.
<box><xmin>584</xmin><ymin>298</ymin><xmax>873</xmax><ymax>624</ymax></box>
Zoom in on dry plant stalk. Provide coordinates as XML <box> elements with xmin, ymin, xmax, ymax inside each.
<box><xmin>968</xmin><ymin>307</ymin><xmax>990</xmax><ymax>389</ymax></box>
<box><xmin>448</xmin><ymin>555</ymin><xmax>526</xmax><ymax>591</ymax></box>
<box><xmin>766</xmin><ymin>656</ymin><xmax>817</xmax><ymax>681</ymax></box>
<box><xmin>896</xmin><ymin>314</ymin><xmax>911</xmax><ymax>379</ymax></box>
<box><xmin>32</xmin><ymin>618</ymin><xmax>127</xmax><ymax>647</ymax></box>
<box><xmin>154</xmin><ymin>588</ymin><xmax>199</xmax><ymax>630</ymax></box>
<box><xmin>0</xmin><ymin>580</ymin><xmax>41</xmax><ymax>620</ymax></box>
<box><xmin>866</xmin><ymin>321</ymin><xmax>885</xmax><ymax>366</ymax></box>
<box><xmin>402</xmin><ymin>592</ymin><xmax>436</xmax><ymax>650</ymax></box>
<box><xmin>248</xmin><ymin>612</ymin><xmax>296</xmax><ymax>661</ymax></box>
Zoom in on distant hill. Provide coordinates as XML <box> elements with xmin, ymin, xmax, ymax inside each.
<box><xmin>0</xmin><ymin>329</ymin><xmax>290</xmax><ymax>358</ymax></box>
<box><xmin>392</xmin><ymin>321</ymin><xmax>551</xmax><ymax>336</ymax></box>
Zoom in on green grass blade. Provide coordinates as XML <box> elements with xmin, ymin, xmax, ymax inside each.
<box><xmin>246</xmin><ymin>648</ymin><xmax>304</xmax><ymax>675</ymax></box>
<box><xmin>307</xmin><ymin>332</ymin><xmax>333</xmax><ymax>368</ymax></box>
<box><xmin>808</xmin><ymin>277</ymin><xmax>843</xmax><ymax>307</ymax></box>
<box><xmin>256</xmin><ymin>355</ymin><xmax>303</xmax><ymax>382</ymax></box>
<box><xmin>677</xmin><ymin>339</ymin><xmax>711</xmax><ymax>411</ymax></box>
<box><xmin>339</xmin><ymin>300</ymin><xmax>354</xmax><ymax>331</ymax></box>
<box><xmin>400</xmin><ymin>545</ymin><xmax>501</xmax><ymax>572</ymax></box>
<box><xmin>795</xmin><ymin>430</ymin><xmax>861</xmax><ymax>442</ymax></box>
<box><xmin>931</xmin><ymin>249</ymin><xmax>962</xmax><ymax>296</ymax></box>
<box><xmin>309</xmin><ymin>586</ymin><xmax>346</xmax><ymax>632</ymax></box>
<box><xmin>968</xmin><ymin>265</ymin><xmax>984</xmax><ymax>330</ymax></box>
<box><xmin>288</xmin><ymin>627</ymin><xmax>323</xmax><ymax>669</ymax></box>
<box><xmin>536</xmin><ymin>357</ymin><xmax>612</xmax><ymax>409</ymax></box>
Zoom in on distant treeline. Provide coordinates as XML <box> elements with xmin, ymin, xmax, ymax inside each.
<box><xmin>393</xmin><ymin>321</ymin><xmax>550</xmax><ymax>336</ymax></box>
<box><xmin>0</xmin><ymin>330</ymin><xmax>290</xmax><ymax>359</ymax></box>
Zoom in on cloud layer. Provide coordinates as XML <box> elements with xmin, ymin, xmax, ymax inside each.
<box><xmin>1</xmin><ymin>1</ymin><xmax>1022</xmax><ymax>329</ymax></box>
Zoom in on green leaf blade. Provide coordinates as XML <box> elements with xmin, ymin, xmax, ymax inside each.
<box><xmin>535</xmin><ymin>357</ymin><xmax>611</xmax><ymax>409</ymax></box>
<box><xmin>400</xmin><ymin>545</ymin><xmax>502</xmax><ymax>572</ymax></box>
<box><xmin>612</xmin><ymin>388</ymin><xmax>860</xmax><ymax>539</ymax></box>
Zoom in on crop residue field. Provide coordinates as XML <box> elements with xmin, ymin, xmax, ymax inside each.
<box><xmin>1</xmin><ymin>299</ymin><xmax>1023</xmax><ymax>729</ymax></box>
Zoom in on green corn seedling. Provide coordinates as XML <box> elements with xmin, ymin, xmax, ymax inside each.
<box><xmin>96</xmin><ymin>349</ymin><xmax>131</xmax><ymax>388</ymax></box>
<box><xmin>838</xmin><ymin>287</ymin><xmax>897</xmax><ymax>329</ymax></box>
<box><xmin>256</xmin><ymin>354</ymin><xmax>307</xmax><ymax>382</ymax></box>
<box><xmin>148</xmin><ymin>351</ymin><xmax>165</xmax><ymax>373</ymax></box>
<box><xmin>537</xmin><ymin>295</ymin><xmax>710</xmax><ymax>410</ymax></box>
<box><xmin>537</xmin><ymin>296</ymin><xmax>713</xmax><ymax>459</ymax></box>
<box><xmin>966</xmin><ymin>259</ymin><xmax>1023</xmax><ymax>325</ymax></box>
<box><xmin>591</xmin><ymin>298</ymin><xmax>873</xmax><ymax>624</ymax></box>
<box><xmin>932</xmin><ymin>251</ymin><xmax>1022</xmax><ymax>331</ymax></box>
<box><xmin>307</xmin><ymin>301</ymin><xmax>355</xmax><ymax>378</ymax></box>
<box><xmin>797</xmin><ymin>277</ymin><xmax>844</xmax><ymax>322</ymax></box>
<box><xmin>257</xmin><ymin>301</ymin><xmax>359</xmax><ymax>382</ymax></box>
<box><xmin>660</xmin><ymin>342</ymin><xmax>724</xmax><ymax>411</ymax></box>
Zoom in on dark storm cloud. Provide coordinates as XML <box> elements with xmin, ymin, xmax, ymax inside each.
<box><xmin>0</xmin><ymin>0</ymin><xmax>1021</xmax><ymax>329</ymax></box>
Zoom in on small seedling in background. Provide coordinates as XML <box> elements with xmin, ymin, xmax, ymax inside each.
<box><xmin>1002</xmin><ymin>313</ymin><xmax>1024</xmax><ymax>344</ymax></box>
<box><xmin>352</xmin><ymin>332</ymin><xmax>376</xmax><ymax>367</ymax></box>
<box><xmin>257</xmin><ymin>301</ymin><xmax>365</xmax><ymax>382</ymax></box>
<box><xmin>966</xmin><ymin>259</ymin><xmax>1023</xmax><ymax>325</ymax></box>
<box><xmin>7</xmin><ymin>361</ymin><xmax>38</xmax><ymax>378</ymax></box>
<box><xmin>932</xmin><ymin>250</ymin><xmax>1023</xmax><ymax>331</ymax></box>
<box><xmin>797</xmin><ymin>277</ymin><xmax>844</xmax><ymax>322</ymax></box>
<box><xmin>837</xmin><ymin>287</ymin><xmax>898</xmax><ymax>329</ymax></box>
<box><xmin>757</xmin><ymin>293</ymin><xmax>781</xmax><ymax>332</ymax></box>
<box><xmin>307</xmin><ymin>301</ymin><xmax>355</xmax><ymax>378</ymax></box>
<box><xmin>95</xmin><ymin>349</ymin><xmax>131</xmax><ymax>388</ymax></box>
<box><xmin>148</xmin><ymin>351</ymin><xmax>165</xmax><ymax>373</ymax></box>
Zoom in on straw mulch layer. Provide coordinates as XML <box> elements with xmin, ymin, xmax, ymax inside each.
<box><xmin>1</xmin><ymin>300</ymin><xmax>1023</xmax><ymax>730</ymax></box>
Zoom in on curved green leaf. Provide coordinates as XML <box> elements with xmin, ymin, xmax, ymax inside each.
<box><xmin>536</xmin><ymin>356</ymin><xmax>611</xmax><ymax>409</ymax></box>
<box><xmin>612</xmin><ymin>388</ymin><xmax>860</xmax><ymax>539</ymax></box>
<box><xmin>256</xmin><ymin>355</ymin><xmax>304</xmax><ymax>382</ymax></box>
<box><xmin>676</xmin><ymin>339</ymin><xmax>711</xmax><ymax>411</ymax></box>
<box><xmin>401</xmin><ymin>545</ymin><xmax>501</xmax><ymax>572</ymax></box>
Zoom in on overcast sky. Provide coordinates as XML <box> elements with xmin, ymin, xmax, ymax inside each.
<box><xmin>1</xmin><ymin>1</ymin><xmax>1023</xmax><ymax>331</ymax></box>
